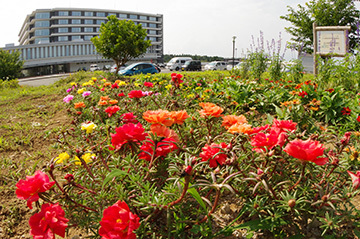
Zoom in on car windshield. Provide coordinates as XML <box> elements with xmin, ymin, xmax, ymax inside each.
<box><xmin>208</xmin><ymin>62</ymin><xmax>216</xmax><ymax>66</ymax></box>
<box><xmin>169</xmin><ymin>59</ymin><xmax>177</xmax><ymax>63</ymax></box>
<box><xmin>184</xmin><ymin>61</ymin><xmax>191</xmax><ymax>65</ymax></box>
<box><xmin>123</xmin><ymin>63</ymin><xmax>138</xmax><ymax>71</ymax></box>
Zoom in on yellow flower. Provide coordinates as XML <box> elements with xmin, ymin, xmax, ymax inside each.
<box><xmin>55</xmin><ymin>152</ymin><xmax>70</xmax><ymax>164</ymax></box>
<box><xmin>118</xmin><ymin>81</ymin><xmax>127</xmax><ymax>86</ymax></box>
<box><xmin>187</xmin><ymin>94</ymin><xmax>195</xmax><ymax>98</ymax></box>
<box><xmin>81</xmin><ymin>122</ymin><xmax>97</xmax><ymax>134</ymax></box>
<box><xmin>134</xmin><ymin>82</ymin><xmax>140</xmax><ymax>87</ymax></box>
<box><xmin>74</xmin><ymin>153</ymin><xmax>96</xmax><ymax>165</ymax></box>
<box><xmin>165</xmin><ymin>84</ymin><xmax>172</xmax><ymax>90</ymax></box>
<box><xmin>101</xmin><ymin>79</ymin><xmax>107</xmax><ymax>82</ymax></box>
<box><xmin>77</xmin><ymin>88</ymin><xmax>86</xmax><ymax>94</ymax></box>
<box><xmin>70</xmin><ymin>82</ymin><xmax>77</xmax><ymax>86</ymax></box>
<box><xmin>91</xmin><ymin>77</ymin><xmax>97</xmax><ymax>81</ymax></box>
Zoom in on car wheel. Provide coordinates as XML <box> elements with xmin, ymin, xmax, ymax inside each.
<box><xmin>175</xmin><ymin>67</ymin><xmax>179</xmax><ymax>71</ymax></box>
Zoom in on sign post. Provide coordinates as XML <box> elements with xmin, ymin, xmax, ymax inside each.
<box><xmin>313</xmin><ymin>23</ymin><xmax>351</xmax><ymax>76</ymax></box>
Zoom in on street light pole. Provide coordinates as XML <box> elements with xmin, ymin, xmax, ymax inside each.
<box><xmin>232</xmin><ymin>36</ymin><xmax>236</xmax><ymax>68</ymax></box>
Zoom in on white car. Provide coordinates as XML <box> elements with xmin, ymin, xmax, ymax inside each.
<box><xmin>110</xmin><ymin>64</ymin><xmax>128</xmax><ymax>73</ymax></box>
<box><xmin>89</xmin><ymin>64</ymin><xmax>100</xmax><ymax>71</ymax></box>
<box><xmin>204</xmin><ymin>61</ymin><xmax>227</xmax><ymax>71</ymax></box>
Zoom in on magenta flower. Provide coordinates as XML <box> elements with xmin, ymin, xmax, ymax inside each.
<box><xmin>82</xmin><ymin>91</ymin><xmax>91</xmax><ymax>97</ymax></box>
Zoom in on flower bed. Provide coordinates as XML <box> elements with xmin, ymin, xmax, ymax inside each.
<box><xmin>15</xmin><ymin>71</ymin><xmax>360</xmax><ymax>238</ymax></box>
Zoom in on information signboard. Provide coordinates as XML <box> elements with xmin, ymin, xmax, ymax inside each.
<box><xmin>317</xmin><ymin>30</ymin><xmax>347</xmax><ymax>55</ymax></box>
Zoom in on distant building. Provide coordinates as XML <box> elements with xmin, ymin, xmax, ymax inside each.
<box><xmin>2</xmin><ymin>8</ymin><xmax>163</xmax><ymax>76</ymax></box>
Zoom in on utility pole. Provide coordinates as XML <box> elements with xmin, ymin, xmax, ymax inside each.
<box><xmin>232</xmin><ymin>36</ymin><xmax>236</xmax><ymax>68</ymax></box>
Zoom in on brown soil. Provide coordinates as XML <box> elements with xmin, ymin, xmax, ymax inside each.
<box><xmin>0</xmin><ymin>94</ymin><xmax>85</xmax><ymax>238</ymax></box>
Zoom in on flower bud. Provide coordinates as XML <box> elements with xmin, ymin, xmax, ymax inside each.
<box><xmin>321</xmin><ymin>195</ymin><xmax>328</xmax><ymax>202</ymax></box>
<box><xmin>288</xmin><ymin>199</ymin><xmax>296</xmax><ymax>208</ymax></box>
<box><xmin>184</xmin><ymin>166</ymin><xmax>193</xmax><ymax>175</ymax></box>
<box><xmin>64</xmin><ymin>174</ymin><xmax>74</xmax><ymax>182</ymax></box>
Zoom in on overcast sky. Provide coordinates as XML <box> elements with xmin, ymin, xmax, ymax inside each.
<box><xmin>1</xmin><ymin>0</ymin><xmax>359</xmax><ymax>60</ymax></box>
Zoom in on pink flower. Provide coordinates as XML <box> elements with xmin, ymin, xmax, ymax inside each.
<box><xmin>82</xmin><ymin>91</ymin><xmax>91</xmax><ymax>97</ymax></box>
<box><xmin>105</xmin><ymin>105</ymin><xmax>121</xmax><ymax>117</ymax></box>
<box><xmin>63</xmin><ymin>95</ymin><xmax>74</xmax><ymax>103</ymax></box>
<box><xmin>29</xmin><ymin>203</ymin><xmax>69</xmax><ymax>239</ymax></box>
<box><xmin>99</xmin><ymin>200</ymin><xmax>140</xmax><ymax>239</ymax></box>
<box><xmin>144</xmin><ymin>82</ymin><xmax>154</xmax><ymax>88</ymax></box>
<box><xmin>128</xmin><ymin>90</ymin><xmax>144</xmax><ymax>99</ymax></box>
<box><xmin>283</xmin><ymin>138</ymin><xmax>328</xmax><ymax>165</ymax></box>
<box><xmin>15</xmin><ymin>170</ymin><xmax>55</xmax><ymax>209</ymax></box>
<box><xmin>199</xmin><ymin>142</ymin><xmax>228</xmax><ymax>168</ymax></box>
<box><xmin>347</xmin><ymin>170</ymin><xmax>360</xmax><ymax>189</ymax></box>
<box><xmin>251</xmin><ymin>128</ymin><xmax>287</xmax><ymax>152</ymax></box>
<box><xmin>111</xmin><ymin>123</ymin><xmax>148</xmax><ymax>149</ymax></box>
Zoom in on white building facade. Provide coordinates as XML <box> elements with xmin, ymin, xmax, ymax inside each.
<box><xmin>3</xmin><ymin>8</ymin><xmax>163</xmax><ymax>76</ymax></box>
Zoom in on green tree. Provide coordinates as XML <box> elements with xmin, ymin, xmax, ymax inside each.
<box><xmin>281</xmin><ymin>0</ymin><xmax>360</xmax><ymax>54</ymax></box>
<box><xmin>91</xmin><ymin>15</ymin><xmax>151</xmax><ymax>74</ymax></box>
<box><xmin>0</xmin><ymin>49</ymin><xmax>24</xmax><ymax>80</ymax></box>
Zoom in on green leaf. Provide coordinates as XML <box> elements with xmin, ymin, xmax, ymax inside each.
<box><xmin>102</xmin><ymin>169</ymin><xmax>127</xmax><ymax>189</ymax></box>
<box><xmin>187</xmin><ymin>182</ymin><xmax>207</xmax><ymax>212</ymax></box>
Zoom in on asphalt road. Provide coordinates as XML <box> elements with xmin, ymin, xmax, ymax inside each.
<box><xmin>18</xmin><ymin>74</ymin><xmax>70</xmax><ymax>87</ymax></box>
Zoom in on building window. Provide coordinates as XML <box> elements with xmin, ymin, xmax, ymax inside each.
<box><xmin>72</xmin><ymin>27</ymin><xmax>81</xmax><ymax>33</ymax></box>
<box><xmin>59</xmin><ymin>36</ymin><xmax>68</xmax><ymax>42</ymax></box>
<box><xmin>35</xmin><ymin>38</ymin><xmax>49</xmax><ymax>44</ymax></box>
<box><xmin>97</xmin><ymin>12</ymin><xmax>105</xmax><ymax>17</ymax></box>
<box><xmin>58</xmin><ymin>27</ymin><xmax>68</xmax><ymax>33</ymax></box>
<box><xmin>84</xmin><ymin>12</ymin><xmax>93</xmax><ymax>16</ymax></box>
<box><xmin>108</xmin><ymin>13</ymin><xmax>116</xmax><ymax>16</ymax></box>
<box><xmin>149</xmin><ymin>16</ymin><xmax>157</xmax><ymax>21</ymax></box>
<box><xmin>84</xmin><ymin>35</ymin><xmax>93</xmax><ymax>41</ymax></box>
<box><xmin>148</xmin><ymin>30</ymin><xmax>157</xmax><ymax>35</ymax></box>
<box><xmin>72</xmin><ymin>11</ymin><xmax>81</xmax><ymax>16</ymax></box>
<box><xmin>35</xmin><ymin>29</ymin><xmax>49</xmax><ymax>36</ymax></box>
<box><xmin>119</xmin><ymin>14</ymin><xmax>127</xmax><ymax>18</ymax></box>
<box><xmin>129</xmin><ymin>14</ymin><xmax>138</xmax><ymax>19</ymax></box>
<box><xmin>35</xmin><ymin>12</ymin><xmax>50</xmax><ymax>19</ymax></box>
<box><xmin>85</xmin><ymin>19</ymin><xmax>93</xmax><ymax>24</ymax></box>
<box><xmin>84</xmin><ymin>27</ymin><xmax>93</xmax><ymax>32</ymax></box>
<box><xmin>72</xmin><ymin>19</ymin><xmax>81</xmax><ymax>24</ymax></box>
<box><xmin>96</xmin><ymin>20</ymin><xmax>105</xmax><ymax>25</ymax></box>
<box><xmin>59</xmin><ymin>11</ymin><xmax>69</xmax><ymax>16</ymax></box>
<box><xmin>149</xmin><ymin>37</ymin><xmax>157</xmax><ymax>42</ymax></box>
<box><xmin>96</xmin><ymin>27</ymin><xmax>100</xmax><ymax>32</ymax></box>
<box><xmin>72</xmin><ymin>36</ymin><xmax>81</xmax><ymax>41</ymax></box>
<box><xmin>139</xmin><ymin>15</ymin><xmax>147</xmax><ymax>20</ymax></box>
<box><xmin>139</xmin><ymin>22</ymin><xmax>147</xmax><ymax>27</ymax></box>
<box><xmin>149</xmin><ymin>23</ymin><xmax>157</xmax><ymax>28</ymax></box>
<box><xmin>35</xmin><ymin>21</ymin><xmax>50</xmax><ymax>27</ymax></box>
<box><xmin>59</xmin><ymin>19</ymin><xmax>68</xmax><ymax>24</ymax></box>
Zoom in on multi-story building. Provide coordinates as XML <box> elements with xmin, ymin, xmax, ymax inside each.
<box><xmin>2</xmin><ymin>8</ymin><xmax>163</xmax><ymax>76</ymax></box>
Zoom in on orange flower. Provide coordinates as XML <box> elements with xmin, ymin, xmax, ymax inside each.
<box><xmin>100</xmin><ymin>96</ymin><xmax>110</xmax><ymax>101</ymax></box>
<box><xmin>221</xmin><ymin>115</ymin><xmax>248</xmax><ymax>129</ymax></box>
<box><xmin>150</xmin><ymin>124</ymin><xmax>179</xmax><ymax>142</ymax></box>
<box><xmin>143</xmin><ymin>109</ymin><xmax>174</xmax><ymax>126</ymax></box>
<box><xmin>228</xmin><ymin>123</ymin><xmax>252</xmax><ymax>134</ymax></box>
<box><xmin>74</xmin><ymin>102</ymin><xmax>86</xmax><ymax>109</ymax></box>
<box><xmin>104</xmin><ymin>82</ymin><xmax>111</xmax><ymax>87</ymax></box>
<box><xmin>170</xmin><ymin>110</ymin><xmax>189</xmax><ymax>125</ymax></box>
<box><xmin>98</xmin><ymin>100</ymin><xmax>108</xmax><ymax>106</ymax></box>
<box><xmin>198</xmin><ymin>102</ymin><xmax>224</xmax><ymax>118</ymax></box>
<box><xmin>109</xmin><ymin>99</ymin><xmax>118</xmax><ymax>105</ymax></box>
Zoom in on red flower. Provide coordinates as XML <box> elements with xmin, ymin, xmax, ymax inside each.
<box><xmin>325</xmin><ymin>88</ymin><xmax>334</xmax><ymax>93</ymax></box>
<box><xmin>298</xmin><ymin>91</ymin><xmax>308</xmax><ymax>98</ymax></box>
<box><xmin>128</xmin><ymin>90</ymin><xmax>144</xmax><ymax>99</ymax></box>
<box><xmin>341</xmin><ymin>107</ymin><xmax>351</xmax><ymax>116</ymax></box>
<box><xmin>347</xmin><ymin>170</ymin><xmax>360</xmax><ymax>189</ymax></box>
<box><xmin>29</xmin><ymin>203</ymin><xmax>69</xmax><ymax>239</ymax></box>
<box><xmin>272</xmin><ymin>119</ymin><xmax>297</xmax><ymax>133</ymax></box>
<box><xmin>15</xmin><ymin>170</ymin><xmax>55</xmax><ymax>209</ymax></box>
<box><xmin>105</xmin><ymin>105</ymin><xmax>121</xmax><ymax>117</ymax></box>
<box><xmin>144</xmin><ymin>82</ymin><xmax>154</xmax><ymax>88</ymax></box>
<box><xmin>249</xmin><ymin>124</ymin><xmax>270</xmax><ymax>135</ymax></box>
<box><xmin>184</xmin><ymin>165</ymin><xmax>193</xmax><ymax>175</ymax></box>
<box><xmin>171</xmin><ymin>73</ymin><xmax>184</xmax><ymax>86</ymax></box>
<box><xmin>283</xmin><ymin>138</ymin><xmax>328</xmax><ymax>165</ymax></box>
<box><xmin>251</xmin><ymin>128</ymin><xmax>287</xmax><ymax>152</ymax></box>
<box><xmin>121</xmin><ymin>112</ymin><xmax>138</xmax><ymax>124</ymax></box>
<box><xmin>118</xmin><ymin>92</ymin><xmax>125</xmax><ymax>97</ymax></box>
<box><xmin>199</xmin><ymin>142</ymin><xmax>228</xmax><ymax>168</ymax></box>
<box><xmin>138</xmin><ymin>138</ymin><xmax>178</xmax><ymax>161</ymax></box>
<box><xmin>99</xmin><ymin>200</ymin><xmax>140</xmax><ymax>239</ymax></box>
<box><xmin>111</xmin><ymin>83</ymin><xmax>119</xmax><ymax>89</ymax></box>
<box><xmin>357</xmin><ymin>116</ymin><xmax>360</xmax><ymax>123</ymax></box>
<box><xmin>111</xmin><ymin>123</ymin><xmax>148</xmax><ymax>149</ymax></box>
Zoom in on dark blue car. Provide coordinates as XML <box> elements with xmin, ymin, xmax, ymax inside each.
<box><xmin>119</xmin><ymin>62</ymin><xmax>159</xmax><ymax>76</ymax></box>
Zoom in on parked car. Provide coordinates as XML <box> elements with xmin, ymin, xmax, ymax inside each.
<box><xmin>204</xmin><ymin>61</ymin><xmax>227</xmax><ymax>71</ymax></box>
<box><xmin>118</xmin><ymin>62</ymin><xmax>159</xmax><ymax>76</ymax></box>
<box><xmin>166</xmin><ymin>57</ymin><xmax>192</xmax><ymax>71</ymax></box>
<box><xmin>89</xmin><ymin>64</ymin><xmax>100</xmax><ymax>71</ymax></box>
<box><xmin>226</xmin><ymin>61</ymin><xmax>240</xmax><ymax>70</ymax></box>
<box><xmin>181</xmin><ymin>60</ymin><xmax>202</xmax><ymax>71</ymax></box>
<box><xmin>110</xmin><ymin>64</ymin><xmax>128</xmax><ymax>73</ymax></box>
